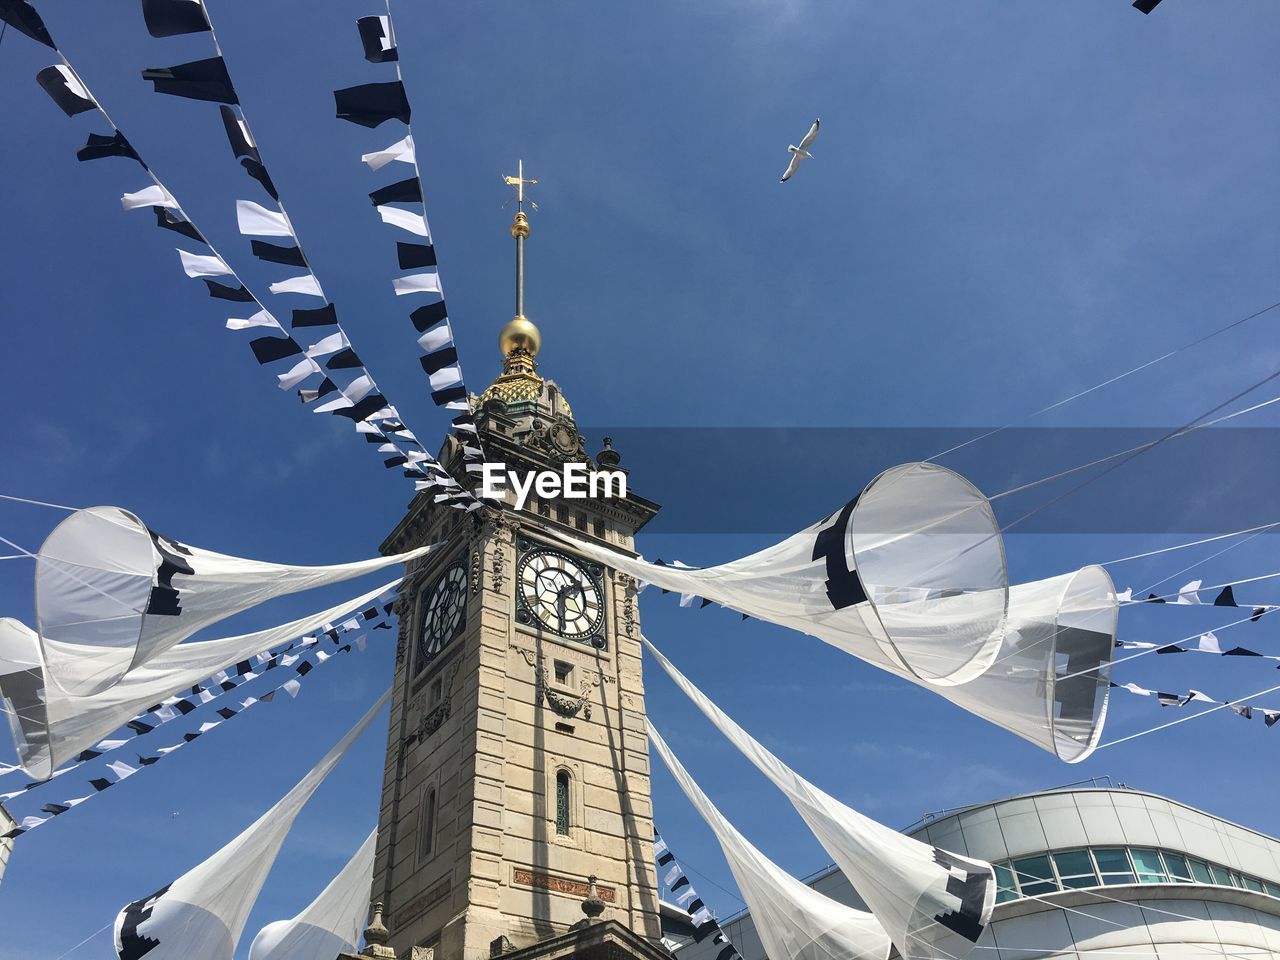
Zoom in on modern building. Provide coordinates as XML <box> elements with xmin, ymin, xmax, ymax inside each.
<box><xmin>671</xmin><ymin>783</ymin><xmax>1280</xmax><ymax>960</ymax></box>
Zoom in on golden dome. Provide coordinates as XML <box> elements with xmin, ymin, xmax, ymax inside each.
<box><xmin>499</xmin><ymin>315</ymin><xmax>541</xmax><ymax>358</ymax></box>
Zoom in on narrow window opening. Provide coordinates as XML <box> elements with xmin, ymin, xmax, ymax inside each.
<box><xmin>554</xmin><ymin>660</ymin><xmax>573</xmax><ymax>685</ymax></box>
<box><xmin>555</xmin><ymin>771</ymin><xmax>570</xmax><ymax>835</ymax></box>
<box><xmin>593</xmin><ymin>518</ymin><xmax>605</xmax><ymax>539</ymax></box>
<box><xmin>420</xmin><ymin>788</ymin><xmax>437</xmax><ymax>859</ymax></box>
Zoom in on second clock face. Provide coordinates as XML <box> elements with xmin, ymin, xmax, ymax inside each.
<box><xmin>417</xmin><ymin>560</ymin><xmax>468</xmax><ymax>670</ymax></box>
<box><xmin>517</xmin><ymin>547</ymin><xmax>605</xmax><ymax>642</ymax></box>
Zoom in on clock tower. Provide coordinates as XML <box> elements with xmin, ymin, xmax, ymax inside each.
<box><xmin>373</xmin><ymin>166</ymin><xmax>665</xmax><ymax>960</ymax></box>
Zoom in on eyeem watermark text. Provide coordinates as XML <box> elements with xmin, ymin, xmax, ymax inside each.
<box><xmin>480</xmin><ymin>463</ymin><xmax>627</xmax><ymax>510</ymax></box>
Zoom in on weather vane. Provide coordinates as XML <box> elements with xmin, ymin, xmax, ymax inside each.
<box><xmin>502</xmin><ymin>159</ymin><xmax>538</xmax><ymax>212</ymax></box>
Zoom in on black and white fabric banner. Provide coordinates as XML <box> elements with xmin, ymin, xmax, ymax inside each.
<box><xmin>31</xmin><ymin>504</ymin><xmax>430</xmax><ymax>700</ymax></box>
<box><xmin>651</xmin><ymin>733</ymin><xmax>891</xmax><ymax>960</ymax></box>
<box><xmin>0</xmin><ymin>594</ymin><xmax>394</xmax><ymax>802</ymax></box>
<box><xmin>110</xmin><ymin>690</ymin><xmax>389</xmax><ymax>960</ymax></box>
<box><xmin>654</xmin><ymin>830</ymin><xmax>744</xmax><ymax>960</ymax></box>
<box><xmin>334</xmin><ymin>2</ymin><xmax>493</xmax><ymax>483</ymax></box>
<box><xmin>2</xmin><ymin>620</ymin><xmax>382</xmax><ymax>840</ymax></box>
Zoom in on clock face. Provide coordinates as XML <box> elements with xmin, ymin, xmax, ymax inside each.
<box><xmin>417</xmin><ymin>561</ymin><xmax>467</xmax><ymax>670</ymax></box>
<box><xmin>517</xmin><ymin>547</ymin><xmax>605</xmax><ymax>643</ymax></box>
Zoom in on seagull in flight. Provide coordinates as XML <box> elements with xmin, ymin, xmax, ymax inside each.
<box><xmin>780</xmin><ymin>118</ymin><xmax>820</xmax><ymax>183</ymax></box>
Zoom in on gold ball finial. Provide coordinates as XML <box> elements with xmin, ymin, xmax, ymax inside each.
<box><xmin>511</xmin><ymin>212</ymin><xmax>531</xmax><ymax>240</ymax></box>
<box><xmin>499</xmin><ymin>315</ymin><xmax>541</xmax><ymax>358</ymax></box>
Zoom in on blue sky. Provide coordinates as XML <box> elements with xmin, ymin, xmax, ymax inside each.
<box><xmin>3</xmin><ymin>0</ymin><xmax>1280</xmax><ymax>956</ymax></box>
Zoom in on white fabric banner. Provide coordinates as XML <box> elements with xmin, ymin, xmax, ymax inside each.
<box><xmin>236</xmin><ymin>200</ymin><xmax>294</xmax><ymax>238</ymax></box>
<box><xmin>557</xmin><ymin>462</ymin><xmax>1008</xmax><ymax>687</ymax></box>
<box><xmin>178</xmin><ymin>250</ymin><xmax>232</xmax><ymax>279</ymax></box>
<box><xmin>1</xmin><ymin>580</ymin><xmax>400</xmax><ymax>781</ymax></box>
<box><xmin>427</xmin><ymin>365</ymin><xmax>462</xmax><ymax>390</ymax></box>
<box><xmin>644</xmin><ymin>638</ymin><xmax>995</xmax><ymax>960</ymax></box>
<box><xmin>33</xmin><ymin>505</ymin><xmax>434</xmax><ymax>698</ymax></box>
<box><xmin>392</xmin><ymin>273</ymin><xmax>442</xmax><ymax>297</ymax></box>
<box><xmin>416</xmin><ymin>322</ymin><xmax>453</xmax><ymax>353</ymax></box>
<box><xmin>361</xmin><ymin>134</ymin><xmax>415</xmax><ymax>172</ymax></box>
<box><xmin>340</xmin><ymin>375</ymin><xmax>375</xmax><ymax>404</ymax></box>
<box><xmin>246</xmin><ymin>829</ymin><xmax>375</xmax><ymax>960</ymax></box>
<box><xmin>112</xmin><ymin>691</ymin><xmax>388</xmax><ymax>960</ymax></box>
<box><xmin>122</xmin><ymin>185</ymin><xmax>179</xmax><ymax>211</ymax></box>
<box><xmin>304</xmin><ymin>331</ymin><xmax>349</xmax><ymax>359</ymax></box>
<box><xmin>226</xmin><ymin>310</ymin><xmax>281</xmax><ymax>331</ymax></box>
<box><xmin>556</xmin><ymin>462</ymin><xmax>1118</xmax><ymax>762</ymax></box>
<box><xmin>269</xmin><ymin>275</ymin><xmax>324</xmax><ymax>298</ymax></box>
<box><xmin>376</xmin><ymin>206</ymin><xmax>429</xmax><ymax>237</ymax></box>
<box><xmin>276</xmin><ymin>357</ymin><xmax>321</xmax><ymax>391</ymax></box>
<box><xmin>649</xmin><ymin>725</ymin><xmax>892</xmax><ymax>960</ymax></box>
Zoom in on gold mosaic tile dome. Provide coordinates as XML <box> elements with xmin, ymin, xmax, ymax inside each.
<box><xmin>480</xmin><ymin>314</ymin><xmax>572</xmax><ymax>417</ymax></box>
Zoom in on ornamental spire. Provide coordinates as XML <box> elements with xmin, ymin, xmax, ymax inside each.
<box><xmin>503</xmin><ymin>159</ymin><xmax>538</xmax><ymax>319</ymax></box>
<box><xmin>498</xmin><ymin>160</ymin><xmax>541</xmax><ymax>374</ymax></box>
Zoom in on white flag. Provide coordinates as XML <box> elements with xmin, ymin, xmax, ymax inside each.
<box><xmin>361</xmin><ymin>134</ymin><xmax>415</xmax><ymax>171</ymax></box>
<box><xmin>236</xmin><ymin>200</ymin><xmax>293</xmax><ymax>237</ymax></box>
<box><xmin>393</xmin><ymin>273</ymin><xmax>443</xmax><ymax>297</ymax></box>
<box><xmin>376</xmin><ymin>206</ymin><xmax>429</xmax><ymax>237</ymax></box>
<box><xmin>177</xmin><ymin>249</ymin><xmax>232</xmax><ymax>278</ymax></box>
<box><xmin>270</xmin><ymin>275</ymin><xmax>324</xmax><ymax>298</ymax></box>
<box><xmin>122</xmin><ymin>184</ymin><xmax>179</xmax><ymax>211</ymax></box>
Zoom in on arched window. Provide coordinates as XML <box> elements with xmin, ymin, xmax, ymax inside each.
<box><xmin>555</xmin><ymin>771</ymin><xmax>571</xmax><ymax>836</ymax></box>
<box><xmin>420</xmin><ymin>788</ymin><xmax>437</xmax><ymax>859</ymax></box>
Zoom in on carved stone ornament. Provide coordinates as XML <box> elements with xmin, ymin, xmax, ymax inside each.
<box><xmin>408</xmin><ymin>659</ymin><xmax>462</xmax><ymax>745</ymax></box>
<box><xmin>489</xmin><ymin>515</ymin><xmax>518</xmax><ymax>593</ymax></box>
<box><xmin>512</xmin><ymin>645</ymin><xmax>612</xmax><ymax>720</ymax></box>
<box><xmin>394</xmin><ymin>597</ymin><xmax>411</xmax><ymax>669</ymax></box>
<box><xmin>616</xmin><ymin>573</ymin><xmax>638</xmax><ymax>639</ymax></box>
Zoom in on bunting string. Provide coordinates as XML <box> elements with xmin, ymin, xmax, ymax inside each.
<box><xmin>0</xmin><ymin>596</ymin><xmax>396</xmax><ymax>791</ymax></box>
<box><xmin>333</xmin><ymin>3</ymin><xmax>493</xmax><ymax>485</ymax></box>
<box><xmin>654</xmin><ymin>830</ymin><xmax>744</xmax><ymax>960</ymax></box>
<box><xmin>6</xmin><ymin>0</ymin><xmax>474</xmax><ymax>503</ymax></box>
<box><xmin>1109</xmin><ymin>677</ymin><xmax>1280</xmax><ymax>724</ymax></box>
<box><xmin>1099</xmin><ymin>677</ymin><xmax>1280</xmax><ymax>749</ymax></box>
<box><xmin>0</xmin><ymin>610</ymin><xmax>381</xmax><ymax>840</ymax></box>
<box><xmin>133</xmin><ymin>0</ymin><xmax>481</xmax><ymax>506</ymax></box>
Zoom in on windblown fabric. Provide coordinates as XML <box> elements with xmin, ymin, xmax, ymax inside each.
<box><xmin>141</xmin><ymin>0</ymin><xmax>211</xmax><ymax>37</ymax></box>
<box><xmin>112</xmin><ymin>690</ymin><xmax>389</xmax><ymax>960</ymax></box>
<box><xmin>333</xmin><ymin>81</ymin><xmax>410</xmax><ymax>128</ymax></box>
<box><xmin>34</xmin><ymin>505</ymin><xmax>433</xmax><ymax>697</ymax></box>
<box><xmin>649</xmin><ymin>725</ymin><xmax>892</xmax><ymax>960</ymax></box>
<box><xmin>36</xmin><ymin>65</ymin><xmax>96</xmax><ymax>116</ymax></box>
<box><xmin>141</xmin><ymin>56</ymin><xmax>237</xmax><ymax>104</ymax></box>
<box><xmin>938</xmin><ymin>565</ymin><xmax>1118</xmax><ymax>763</ymax></box>
<box><xmin>561</xmin><ymin>462</ymin><xmax>1118</xmax><ymax>761</ymax></box>
<box><xmin>644</xmin><ymin>638</ymin><xmax>995</xmax><ymax>960</ymax></box>
<box><xmin>0</xmin><ymin>0</ymin><xmax>55</xmax><ymax>48</ymax></box>
<box><xmin>562</xmin><ymin>462</ymin><xmax>1009</xmax><ymax>686</ymax></box>
<box><xmin>3</xmin><ymin>580</ymin><xmax>401</xmax><ymax>781</ymax></box>
<box><xmin>246</xmin><ymin>829</ymin><xmax>376</xmax><ymax>960</ymax></box>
